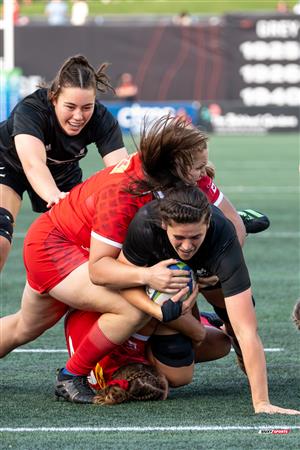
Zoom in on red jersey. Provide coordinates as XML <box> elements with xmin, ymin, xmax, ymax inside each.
<box><xmin>197</xmin><ymin>175</ymin><xmax>223</xmax><ymax>206</ymax></box>
<box><xmin>65</xmin><ymin>310</ymin><xmax>148</xmax><ymax>390</ymax></box>
<box><xmin>49</xmin><ymin>152</ymin><xmax>223</xmax><ymax>250</ymax></box>
<box><xmin>49</xmin><ymin>153</ymin><xmax>152</xmax><ymax>249</ymax></box>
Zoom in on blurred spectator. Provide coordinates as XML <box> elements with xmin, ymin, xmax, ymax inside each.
<box><xmin>276</xmin><ymin>1</ymin><xmax>289</xmax><ymax>12</ymax></box>
<box><xmin>115</xmin><ymin>73</ymin><xmax>138</xmax><ymax>102</ymax></box>
<box><xmin>175</xmin><ymin>107</ymin><xmax>192</xmax><ymax>124</ymax></box>
<box><xmin>45</xmin><ymin>0</ymin><xmax>68</xmax><ymax>25</ymax></box>
<box><xmin>293</xmin><ymin>1</ymin><xmax>300</xmax><ymax>14</ymax></box>
<box><xmin>13</xmin><ymin>0</ymin><xmax>20</xmax><ymax>24</ymax></box>
<box><xmin>1</xmin><ymin>0</ymin><xmax>29</xmax><ymax>25</ymax></box>
<box><xmin>172</xmin><ymin>11</ymin><xmax>192</xmax><ymax>26</ymax></box>
<box><xmin>71</xmin><ymin>0</ymin><xmax>89</xmax><ymax>26</ymax></box>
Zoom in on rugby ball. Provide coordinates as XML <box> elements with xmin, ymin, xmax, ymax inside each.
<box><xmin>146</xmin><ymin>261</ymin><xmax>195</xmax><ymax>305</ymax></box>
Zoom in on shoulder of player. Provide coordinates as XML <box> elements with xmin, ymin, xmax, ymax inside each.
<box><xmin>210</xmin><ymin>206</ymin><xmax>237</xmax><ymax>241</ymax></box>
<box><xmin>87</xmin><ymin>101</ymin><xmax>118</xmax><ymax>133</ymax></box>
<box><xmin>127</xmin><ymin>200</ymin><xmax>159</xmax><ymax>237</ymax></box>
<box><xmin>93</xmin><ymin>101</ymin><xmax>116</xmax><ymax>121</ymax></box>
<box><xmin>14</xmin><ymin>88</ymin><xmax>52</xmax><ymax>117</ymax></box>
<box><xmin>134</xmin><ymin>199</ymin><xmax>159</xmax><ymax>221</ymax></box>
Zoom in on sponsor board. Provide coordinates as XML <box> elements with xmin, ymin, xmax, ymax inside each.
<box><xmin>199</xmin><ymin>103</ymin><xmax>299</xmax><ymax>134</ymax></box>
<box><xmin>104</xmin><ymin>101</ymin><xmax>200</xmax><ymax>134</ymax></box>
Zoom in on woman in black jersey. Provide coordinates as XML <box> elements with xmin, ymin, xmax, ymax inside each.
<box><xmin>0</xmin><ymin>55</ymin><xmax>128</xmax><ymax>271</ymax></box>
<box><xmin>118</xmin><ymin>184</ymin><xmax>300</xmax><ymax>415</ymax></box>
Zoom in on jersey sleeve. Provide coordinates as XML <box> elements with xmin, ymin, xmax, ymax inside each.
<box><xmin>12</xmin><ymin>102</ymin><xmax>47</xmax><ymax>142</ymax></box>
<box><xmin>197</xmin><ymin>175</ymin><xmax>223</xmax><ymax>206</ymax></box>
<box><xmin>214</xmin><ymin>238</ymin><xmax>251</xmax><ymax>297</ymax></box>
<box><xmin>93</xmin><ymin>105</ymin><xmax>124</xmax><ymax>157</ymax></box>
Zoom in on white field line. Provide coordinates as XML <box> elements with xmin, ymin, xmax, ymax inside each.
<box><xmin>12</xmin><ymin>348</ymin><xmax>284</xmax><ymax>353</ymax></box>
<box><xmin>0</xmin><ymin>425</ymin><xmax>299</xmax><ymax>433</ymax></box>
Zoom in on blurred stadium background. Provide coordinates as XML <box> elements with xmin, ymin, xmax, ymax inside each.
<box><xmin>1</xmin><ymin>0</ymin><xmax>300</xmax><ymax>134</ymax></box>
<box><xmin>0</xmin><ymin>1</ymin><xmax>299</xmax><ymax>449</ymax></box>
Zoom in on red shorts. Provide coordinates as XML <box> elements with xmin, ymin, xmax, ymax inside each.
<box><xmin>23</xmin><ymin>213</ymin><xmax>89</xmax><ymax>293</ymax></box>
<box><xmin>65</xmin><ymin>310</ymin><xmax>148</xmax><ymax>389</ymax></box>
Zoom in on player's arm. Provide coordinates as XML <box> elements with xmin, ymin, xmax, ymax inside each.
<box><xmin>88</xmin><ymin>238</ymin><xmax>189</xmax><ymax>292</ymax></box>
<box><xmin>89</xmin><ymin>237</ymin><xmax>197</xmax><ymax>321</ymax></box>
<box><xmin>14</xmin><ymin>134</ymin><xmax>68</xmax><ymax>208</ymax></box>
<box><xmin>225</xmin><ymin>289</ymin><xmax>300</xmax><ymax>415</ymax></box>
<box><xmin>158</xmin><ymin>312</ymin><xmax>206</xmax><ymax>346</ymax></box>
<box><xmin>102</xmin><ymin>147</ymin><xmax>128</xmax><ymax>167</ymax></box>
<box><xmin>218</xmin><ymin>195</ymin><xmax>246</xmax><ymax>246</ymax></box>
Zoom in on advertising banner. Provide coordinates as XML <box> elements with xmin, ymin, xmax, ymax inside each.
<box><xmin>199</xmin><ymin>102</ymin><xmax>299</xmax><ymax>134</ymax></box>
<box><xmin>104</xmin><ymin>101</ymin><xmax>201</xmax><ymax>134</ymax></box>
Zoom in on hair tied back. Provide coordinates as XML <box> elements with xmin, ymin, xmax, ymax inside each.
<box><xmin>107</xmin><ymin>379</ymin><xmax>129</xmax><ymax>391</ymax></box>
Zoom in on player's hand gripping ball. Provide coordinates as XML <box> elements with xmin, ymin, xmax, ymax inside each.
<box><xmin>146</xmin><ymin>261</ymin><xmax>195</xmax><ymax>305</ymax></box>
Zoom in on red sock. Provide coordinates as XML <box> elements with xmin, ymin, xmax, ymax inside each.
<box><xmin>66</xmin><ymin>322</ymin><xmax>119</xmax><ymax>376</ymax></box>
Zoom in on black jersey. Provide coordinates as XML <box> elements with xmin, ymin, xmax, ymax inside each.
<box><xmin>123</xmin><ymin>201</ymin><xmax>251</xmax><ymax>298</ymax></box>
<box><xmin>0</xmin><ymin>88</ymin><xmax>124</xmax><ymax>183</ymax></box>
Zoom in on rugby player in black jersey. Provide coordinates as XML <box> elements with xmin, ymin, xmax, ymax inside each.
<box><xmin>118</xmin><ymin>184</ymin><xmax>299</xmax><ymax>415</ymax></box>
<box><xmin>0</xmin><ymin>55</ymin><xmax>128</xmax><ymax>271</ymax></box>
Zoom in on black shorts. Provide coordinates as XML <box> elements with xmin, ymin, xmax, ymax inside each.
<box><xmin>0</xmin><ymin>156</ymin><xmax>82</xmax><ymax>213</ymax></box>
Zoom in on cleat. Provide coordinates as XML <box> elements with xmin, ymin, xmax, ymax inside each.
<box><xmin>238</xmin><ymin>209</ymin><xmax>270</xmax><ymax>234</ymax></box>
<box><xmin>201</xmin><ymin>311</ymin><xmax>224</xmax><ymax>328</ymax></box>
<box><xmin>55</xmin><ymin>369</ymin><xmax>95</xmax><ymax>404</ymax></box>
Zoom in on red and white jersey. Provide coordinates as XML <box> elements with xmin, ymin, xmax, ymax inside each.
<box><xmin>49</xmin><ymin>152</ymin><xmax>223</xmax><ymax>250</ymax></box>
<box><xmin>49</xmin><ymin>153</ymin><xmax>153</xmax><ymax>250</ymax></box>
<box><xmin>197</xmin><ymin>175</ymin><xmax>223</xmax><ymax>206</ymax></box>
<box><xmin>65</xmin><ymin>310</ymin><xmax>149</xmax><ymax>390</ymax></box>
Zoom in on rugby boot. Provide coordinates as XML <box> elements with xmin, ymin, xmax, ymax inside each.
<box><xmin>201</xmin><ymin>311</ymin><xmax>224</xmax><ymax>329</ymax></box>
<box><xmin>55</xmin><ymin>368</ymin><xmax>95</xmax><ymax>404</ymax></box>
<box><xmin>238</xmin><ymin>209</ymin><xmax>270</xmax><ymax>234</ymax></box>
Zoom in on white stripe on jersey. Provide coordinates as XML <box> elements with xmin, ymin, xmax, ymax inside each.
<box><xmin>91</xmin><ymin>231</ymin><xmax>123</xmax><ymax>249</ymax></box>
<box><xmin>131</xmin><ymin>333</ymin><xmax>150</xmax><ymax>341</ymax></box>
<box><xmin>214</xmin><ymin>191</ymin><xmax>224</xmax><ymax>207</ymax></box>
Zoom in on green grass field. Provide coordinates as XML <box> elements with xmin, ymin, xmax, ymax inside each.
<box><xmin>18</xmin><ymin>0</ymin><xmax>299</xmax><ymax>17</ymax></box>
<box><xmin>0</xmin><ymin>133</ymin><xmax>299</xmax><ymax>449</ymax></box>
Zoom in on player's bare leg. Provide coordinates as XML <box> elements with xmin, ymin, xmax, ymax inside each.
<box><xmin>0</xmin><ymin>282</ymin><xmax>68</xmax><ymax>357</ymax></box>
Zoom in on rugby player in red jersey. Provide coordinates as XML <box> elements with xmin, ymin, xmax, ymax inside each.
<box><xmin>0</xmin><ymin>116</ymin><xmax>268</xmax><ymax>405</ymax></box>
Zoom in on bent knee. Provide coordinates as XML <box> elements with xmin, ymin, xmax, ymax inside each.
<box><xmin>150</xmin><ymin>333</ymin><xmax>194</xmax><ymax>369</ymax></box>
<box><xmin>168</xmin><ymin>371</ymin><xmax>193</xmax><ymax>388</ymax></box>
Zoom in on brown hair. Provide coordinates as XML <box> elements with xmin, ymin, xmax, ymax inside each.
<box><xmin>129</xmin><ymin>115</ymin><xmax>208</xmax><ymax>194</ymax></box>
<box><xmin>205</xmin><ymin>161</ymin><xmax>215</xmax><ymax>179</ymax></box>
<box><xmin>93</xmin><ymin>363</ymin><xmax>168</xmax><ymax>405</ymax></box>
<box><xmin>159</xmin><ymin>184</ymin><xmax>211</xmax><ymax>226</ymax></box>
<box><xmin>45</xmin><ymin>55</ymin><xmax>114</xmax><ymax>101</ymax></box>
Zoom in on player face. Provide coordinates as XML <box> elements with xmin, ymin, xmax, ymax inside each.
<box><xmin>52</xmin><ymin>87</ymin><xmax>95</xmax><ymax>136</ymax></box>
<box><xmin>163</xmin><ymin>219</ymin><xmax>209</xmax><ymax>260</ymax></box>
<box><xmin>186</xmin><ymin>148</ymin><xmax>209</xmax><ymax>184</ymax></box>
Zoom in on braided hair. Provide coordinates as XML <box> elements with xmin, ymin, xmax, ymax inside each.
<box><xmin>159</xmin><ymin>183</ymin><xmax>211</xmax><ymax>226</ymax></box>
<box><xmin>46</xmin><ymin>54</ymin><xmax>114</xmax><ymax>101</ymax></box>
<box><xmin>93</xmin><ymin>363</ymin><xmax>169</xmax><ymax>405</ymax></box>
